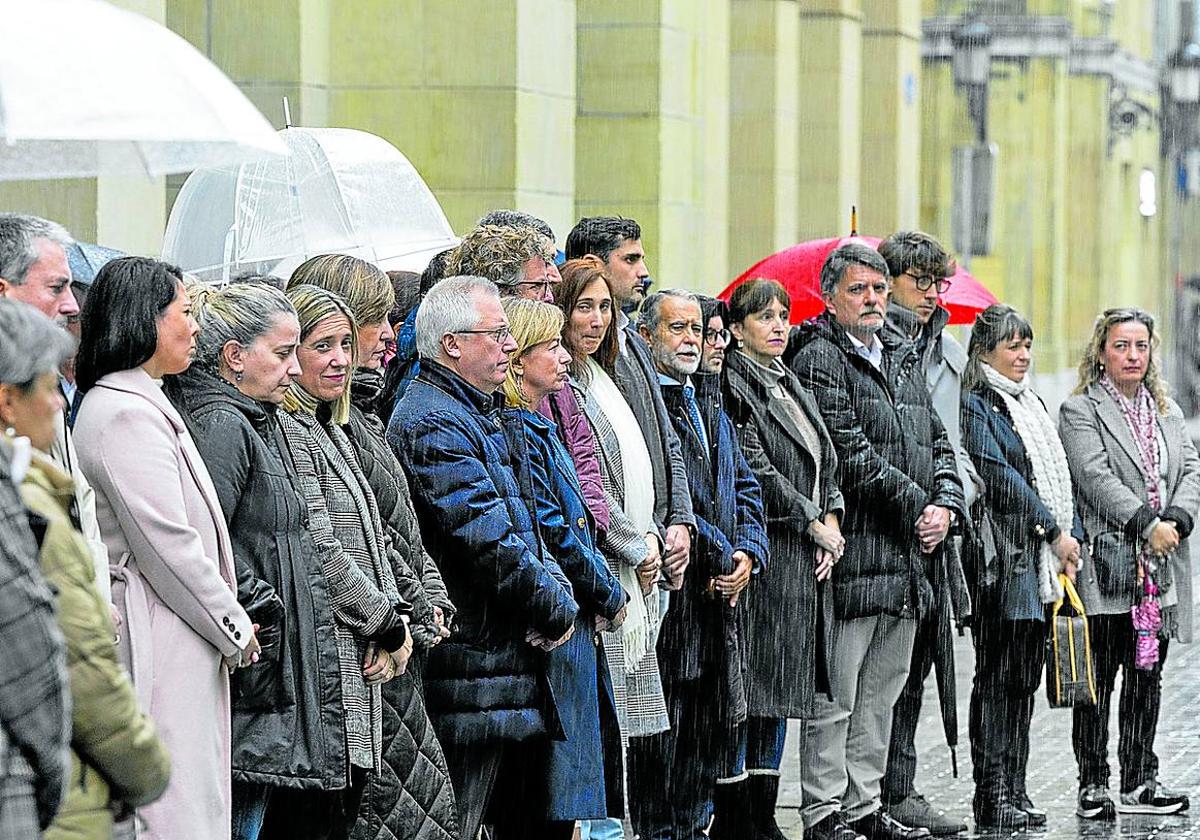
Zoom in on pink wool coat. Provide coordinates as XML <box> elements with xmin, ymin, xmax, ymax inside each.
<box><xmin>74</xmin><ymin>367</ymin><xmax>252</xmax><ymax>840</ymax></box>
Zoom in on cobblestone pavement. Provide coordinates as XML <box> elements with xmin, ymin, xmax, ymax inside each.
<box><xmin>775</xmin><ymin>603</ymin><xmax>1200</xmax><ymax>840</ymax></box>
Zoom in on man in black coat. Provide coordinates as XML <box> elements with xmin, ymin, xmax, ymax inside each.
<box><xmin>786</xmin><ymin>244</ymin><xmax>965</xmax><ymax>840</ymax></box>
<box><xmin>565</xmin><ymin>216</ymin><xmax>695</xmax><ymax>586</ymax></box>
<box><xmin>627</xmin><ymin>290</ymin><xmax>769</xmax><ymax>840</ymax></box>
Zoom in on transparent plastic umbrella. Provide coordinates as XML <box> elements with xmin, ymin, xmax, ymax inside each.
<box><xmin>0</xmin><ymin>0</ymin><xmax>286</xmax><ymax>180</ymax></box>
<box><xmin>163</xmin><ymin>127</ymin><xmax>459</xmax><ymax>282</ymax></box>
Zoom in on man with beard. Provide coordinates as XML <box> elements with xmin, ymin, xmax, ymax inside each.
<box><xmin>632</xmin><ymin>289</ymin><xmax>767</xmax><ymax>840</ymax></box>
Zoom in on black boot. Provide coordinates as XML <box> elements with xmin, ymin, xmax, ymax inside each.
<box><xmin>709</xmin><ymin>779</ymin><xmax>757</xmax><ymax>840</ymax></box>
<box><xmin>747</xmin><ymin>774</ymin><xmax>790</xmax><ymax>840</ymax></box>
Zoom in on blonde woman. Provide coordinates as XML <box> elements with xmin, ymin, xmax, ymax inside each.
<box><xmin>1059</xmin><ymin>307</ymin><xmax>1200</xmax><ymax>819</ymax></box>
<box><xmin>276</xmin><ymin>284</ymin><xmax>413</xmax><ymax>839</ymax></box>
<box><xmin>500</xmin><ymin>297</ymin><xmax>627</xmax><ymax>837</ymax></box>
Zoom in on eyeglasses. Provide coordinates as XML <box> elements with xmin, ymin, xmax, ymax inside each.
<box><xmin>703</xmin><ymin>327</ymin><xmax>731</xmax><ymax>346</ymax></box>
<box><xmin>455</xmin><ymin>326</ymin><xmax>512</xmax><ymax>344</ymax></box>
<box><xmin>665</xmin><ymin>321</ymin><xmax>704</xmax><ymax>339</ymax></box>
<box><xmin>515</xmin><ymin>279</ymin><xmax>558</xmax><ymax>294</ymax></box>
<box><xmin>904</xmin><ymin>272</ymin><xmax>952</xmax><ymax>293</ymax></box>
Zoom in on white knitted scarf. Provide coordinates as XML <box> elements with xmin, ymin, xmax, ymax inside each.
<box><xmin>583</xmin><ymin>357</ymin><xmax>663</xmax><ymax>670</ymax></box>
<box><xmin>981</xmin><ymin>363</ymin><xmax>1077</xmax><ymax>603</ymax></box>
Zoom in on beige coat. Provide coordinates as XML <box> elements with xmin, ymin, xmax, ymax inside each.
<box><xmin>74</xmin><ymin>367</ymin><xmax>252</xmax><ymax>840</ymax></box>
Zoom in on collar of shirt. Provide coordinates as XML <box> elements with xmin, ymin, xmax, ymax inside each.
<box><xmin>617</xmin><ymin>310</ymin><xmax>630</xmax><ymax>353</ymax></box>
<box><xmin>657</xmin><ymin>372</ymin><xmax>692</xmax><ymax>389</ymax></box>
<box><xmin>846</xmin><ymin>331</ymin><xmax>884</xmax><ymax>370</ymax></box>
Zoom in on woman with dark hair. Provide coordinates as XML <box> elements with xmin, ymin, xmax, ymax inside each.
<box><xmin>287</xmin><ymin>255</ymin><xmax>459</xmax><ymax>840</ymax></box>
<box><xmin>0</xmin><ymin>299</ymin><xmax>171</xmax><ymax>840</ymax></box>
<box><xmin>166</xmin><ymin>281</ymin><xmax>351</xmax><ymax>840</ymax></box>
<box><xmin>960</xmin><ymin>303</ymin><xmax>1081</xmax><ymax>829</ymax></box>
<box><xmin>556</xmin><ymin>259</ymin><xmax>668</xmax><ymax>840</ymax></box>
<box><xmin>721</xmin><ymin>277</ymin><xmax>844</xmax><ymax>840</ymax></box>
<box><xmin>73</xmin><ymin>257</ymin><xmax>260</xmax><ymax>840</ymax></box>
<box><xmin>1060</xmin><ymin>307</ymin><xmax>1200</xmax><ymax>820</ymax></box>
<box><xmin>276</xmin><ymin>283</ymin><xmax>417</xmax><ymax>840</ymax></box>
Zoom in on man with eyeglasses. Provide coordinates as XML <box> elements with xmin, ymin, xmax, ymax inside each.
<box><xmin>447</xmin><ymin>222</ymin><xmax>560</xmax><ymax>303</ymax></box>
<box><xmin>630</xmin><ymin>289</ymin><xmax>768</xmax><ymax>840</ymax></box>
<box><xmin>388</xmin><ymin>276</ymin><xmax>580</xmax><ymax>840</ymax></box>
<box><xmin>786</xmin><ymin>243</ymin><xmax>964</xmax><ymax>840</ymax></box>
<box><xmin>877</xmin><ymin>231</ymin><xmax>983</xmax><ymax>836</ymax></box>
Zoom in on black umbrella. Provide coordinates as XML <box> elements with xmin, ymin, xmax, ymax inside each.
<box><xmin>67</xmin><ymin>241</ymin><xmax>125</xmax><ymax>288</ymax></box>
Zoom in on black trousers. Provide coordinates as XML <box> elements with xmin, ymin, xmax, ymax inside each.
<box><xmin>257</xmin><ymin>767</ymin><xmax>367</xmax><ymax>840</ymax></box>
<box><xmin>627</xmin><ymin>669</ymin><xmax>725</xmax><ymax>840</ymax></box>
<box><xmin>441</xmin><ymin>739</ymin><xmax>573</xmax><ymax>840</ymax></box>
<box><xmin>881</xmin><ymin>606</ymin><xmax>939</xmax><ymax>805</ymax></box>
<box><xmin>1072</xmin><ymin>612</ymin><xmax>1170</xmax><ymax>793</ymax></box>
<box><xmin>967</xmin><ymin>614</ymin><xmax>1045</xmax><ymax>807</ymax></box>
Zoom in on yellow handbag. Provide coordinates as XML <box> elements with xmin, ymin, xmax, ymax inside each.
<box><xmin>1045</xmin><ymin>573</ymin><xmax>1098</xmax><ymax>708</ymax></box>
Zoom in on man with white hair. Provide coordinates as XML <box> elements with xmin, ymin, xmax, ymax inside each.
<box><xmin>0</xmin><ymin>213</ymin><xmax>108</xmax><ymax>601</ymax></box>
<box><xmin>387</xmin><ymin>275</ymin><xmax>580</xmax><ymax>840</ymax></box>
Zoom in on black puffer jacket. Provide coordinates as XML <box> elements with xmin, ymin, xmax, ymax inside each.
<box><xmin>785</xmin><ymin>314</ymin><xmax>964</xmax><ymax>620</ymax></box>
<box><xmin>345</xmin><ymin>369</ymin><xmax>460</xmax><ymax>840</ymax></box>
<box><xmin>174</xmin><ymin>369</ymin><xmax>347</xmax><ymax>790</ymax></box>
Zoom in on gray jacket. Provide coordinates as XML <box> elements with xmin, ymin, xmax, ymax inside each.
<box><xmin>1059</xmin><ymin>385</ymin><xmax>1200</xmax><ymax>640</ymax></box>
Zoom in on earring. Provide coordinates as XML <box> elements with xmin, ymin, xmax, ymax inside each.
<box><xmin>3</xmin><ymin>426</ymin><xmax>14</xmax><ymax>438</ymax></box>
<box><xmin>235</xmin><ymin>371</ymin><xmax>244</xmax><ymax>383</ymax></box>
<box><xmin>516</xmin><ymin>374</ymin><xmax>531</xmax><ymax>403</ymax></box>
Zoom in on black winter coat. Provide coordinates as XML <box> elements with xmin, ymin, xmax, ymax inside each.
<box><xmin>658</xmin><ymin>374</ymin><xmax>768</xmax><ymax>718</ymax></box>
<box><xmin>174</xmin><ymin>369</ymin><xmax>347</xmax><ymax>790</ymax></box>
<box><xmin>723</xmin><ymin>352</ymin><xmax>841</xmax><ymax>718</ymax></box>
<box><xmin>786</xmin><ymin>314</ymin><xmax>965</xmax><ymax>621</ymax></box>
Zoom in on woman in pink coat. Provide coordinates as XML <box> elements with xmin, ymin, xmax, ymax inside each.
<box><xmin>73</xmin><ymin>257</ymin><xmax>260</xmax><ymax>840</ymax></box>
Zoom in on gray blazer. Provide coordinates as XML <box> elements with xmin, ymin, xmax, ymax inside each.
<box><xmin>1058</xmin><ymin>384</ymin><xmax>1200</xmax><ymax>640</ymax></box>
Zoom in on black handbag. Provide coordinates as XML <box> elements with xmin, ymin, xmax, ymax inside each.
<box><xmin>1045</xmin><ymin>574</ymin><xmax>1098</xmax><ymax>708</ymax></box>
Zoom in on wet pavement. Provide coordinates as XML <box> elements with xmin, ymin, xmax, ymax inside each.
<box><xmin>775</xmin><ymin>608</ymin><xmax>1200</xmax><ymax>840</ymax></box>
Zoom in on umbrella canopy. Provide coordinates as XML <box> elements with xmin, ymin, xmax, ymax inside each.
<box><xmin>718</xmin><ymin>235</ymin><xmax>997</xmax><ymax>326</ymax></box>
<box><xmin>67</xmin><ymin>241</ymin><xmax>125</xmax><ymax>288</ymax></box>
<box><xmin>0</xmin><ymin>0</ymin><xmax>286</xmax><ymax>181</ymax></box>
<box><xmin>162</xmin><ymin>127</ymin><xmax>459</xmax><ymax>282</ymax></box>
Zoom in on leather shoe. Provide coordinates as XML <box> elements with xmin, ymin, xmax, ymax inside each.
<box><xmin>808</xmin><ymin>812</ymin><xmax>867</xmax><ymax>840</ymax></box>
<box><xmin>973</xmin><ymin>801</ymin><xmax>1030</xmax><ymax>831</ymax></box>
<box><xmin>1012</xmin><ymin>793</ymin><xmax>1047</xmax><ymax>827</ymax></box>
<box><xmin>850</xmin><ymin>809</ymin><xmax>932</xmax><ymax>840</ymax></box>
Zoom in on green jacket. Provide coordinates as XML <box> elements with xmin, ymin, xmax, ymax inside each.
<box><xmin>20</xmin><ymin>454</ymin><xmax>170</xmax><ymax>840</ymax></box>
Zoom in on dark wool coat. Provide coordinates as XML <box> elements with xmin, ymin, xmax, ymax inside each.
<box><xmin>722</xmin><ymin>352</ymin><xmax>841</xmax><ymax>718</ymax></box>
<box><xmin>174</xmin><ymin>370</ymin><xmax>348</xmax><ymax>789</ymax></box>
<box><xmin>388</xmin><ymin>361</ymin><xmax>579</xmax><ymax>744</ymax></box>
<box><xmin>786</xmin><ymin>314</ymin><xmax>965</xmax><ymax>621</ymax></box>
<box><xmin>521</xmin><ymin>408</ymin><xmax>625</xmax><ymax>821</ymax></box>
<box><xmin>658</xmin><ymin>373</ymin><xmax>768</xmax><ymax>721</ymax></box>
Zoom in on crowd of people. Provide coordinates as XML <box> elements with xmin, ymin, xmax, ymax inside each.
<box><xmin>0</xmin><ymin>208</ymin><xmax>1196</xmax><ymax>840</ymax></box>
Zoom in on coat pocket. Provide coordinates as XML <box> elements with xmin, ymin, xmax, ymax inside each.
<box><xmin>1090</xmin><ymin>530</ymin><xmax>1138</xmax><ymax>599</ymax></box>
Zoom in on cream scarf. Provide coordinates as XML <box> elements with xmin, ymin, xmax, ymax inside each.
<box><xmin>583</xmin><ymin>357</ymin><xmax>662</xmax><ymax>670</ymax></box>
<box><xmin>982</xmin><ymin>363</ymin><xmax>1076</xmax><ymax>603</ymax></box>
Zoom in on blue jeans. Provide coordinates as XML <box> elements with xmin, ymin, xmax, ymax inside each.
<box><xmin>726</xmin><ymin>716</ymin><xmax>787</xmax><ymax>777</ymax></box>
<box><xmin>232</xmin><ymin>781</ymin><xmax>271</xmax><ymax>840</ymax></box>
<box><xmin>579</xmin><ymin>817</ymin><xmax>625</xmax><ymax>839</ymax></box>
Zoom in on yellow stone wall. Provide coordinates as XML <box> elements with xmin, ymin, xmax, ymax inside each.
<box><xmin>0</xmin><ymin>0</ymin><xmax>1191</xmax><ymax>349</ymax></box>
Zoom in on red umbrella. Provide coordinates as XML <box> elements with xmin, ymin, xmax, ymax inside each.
<box><xmin>718</xmin><ymin>234</ymin><xmax>997</xmax><ymax>325</ymax></box>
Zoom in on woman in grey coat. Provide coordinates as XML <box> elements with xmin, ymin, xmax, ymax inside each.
<box><xmin>1059</xmin><ymin>307</ymin><xmax>1200</xmax><ymax>820</ymax></box>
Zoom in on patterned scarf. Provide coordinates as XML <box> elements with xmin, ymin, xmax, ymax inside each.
<box><xmin>1098</xmin><ymin>376</ymin><xmax>1162</xmax><ymax>511</ymax></box>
